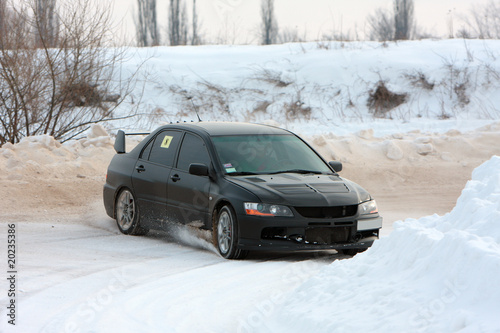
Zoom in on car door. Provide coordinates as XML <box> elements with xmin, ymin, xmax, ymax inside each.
<box><xmin>167</xmin><ymin>132</ymin><xmax>212</xmax><ymax>226</ymax></box>
<box><xmin>131</xmin><ymin>130</ymin><xmax>182</xmax><ymax>225</ymax></box>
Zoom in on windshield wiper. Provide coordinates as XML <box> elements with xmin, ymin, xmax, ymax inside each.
<box><xmin>267</xmin><ymin>169</ymin><xmax>324</xmax><ymax>175</ymax></box>
<box><xmin>226</xmin><ymin>171</ymin><xmax>259</xmax><ymax>176</ymax></box>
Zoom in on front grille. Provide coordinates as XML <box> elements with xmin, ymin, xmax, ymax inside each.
<box><xmin>295</xmin><ymin>205</ymin><xmax>357</xmax><ymax>218</ymax></box>
<box><xmin>305</xmin><ymin>227</ymin><xmax>351</xmax><ymax>244</ymax></box>
<box><xmin>261</xmin><ymin>227</ymin><xmax>287</xmax><ymax>240</ymax></box>
<box><xmin>261</xmin><ymin>226</ymin><xmax>353</xmax><ymax>244</ymax></box>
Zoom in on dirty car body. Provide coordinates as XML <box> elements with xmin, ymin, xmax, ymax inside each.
<box><xmin>103</xmin><ymin>122</ymin><xmax>382</xmax><ymax>259</ymax></box>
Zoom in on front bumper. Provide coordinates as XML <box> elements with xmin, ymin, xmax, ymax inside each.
<box><xmin>237</xmin><ymin>214</ymin><xmax>382</xmax><ymax>252</ymax></box>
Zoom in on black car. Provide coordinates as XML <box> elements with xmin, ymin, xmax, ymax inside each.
<box><xmin>103</xmin><ymin>122</ymin><xmax>382</xmax><ymax>259</ymax></box>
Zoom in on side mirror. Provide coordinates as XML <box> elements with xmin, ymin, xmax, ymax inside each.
<box><xmin>329</xmin><ymin>161</ymin><xmax>342</xmax><ymax>172</ymax></box>
<box><xmin>189</xmin><ymin>163</ymin><xmax>209</xmax><ymax>176</ymax></box>
<box><xmin>114</xmin><ymin>130</ymin><xmax>125</xmax><ymax>154</ymax></box>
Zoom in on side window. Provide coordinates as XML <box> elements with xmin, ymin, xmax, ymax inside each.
<box><xmin>140</xmin><ymin>138</ymin><xmax>154</xmax><ymax>160</ymax></box>
<box><xmin>176</xmin><ymin>133</ymin><xmax>211</xmax><ymax>171</ymax></box>
<box><xmin>148</xmin><ymin>130</ymin><xmax>182</xmax><ymax>166</ymax></box>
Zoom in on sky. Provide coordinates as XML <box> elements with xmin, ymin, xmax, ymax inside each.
<box><xmin>110</xmin><ymin>0</ymin><xmax>476</xmax><ymax>45</ymax></box>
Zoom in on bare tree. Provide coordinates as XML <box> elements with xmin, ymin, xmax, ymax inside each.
<box><xmin>260</xmin><ymin>0</ymin><xmax>278</xmax><ymax>45</ymax></box>
<box><xmin>0</xmin><ymin>0</ymin><xmax>7</xmax><ymax>39</ymax></box>
<box><xmin>34</xmin><ymin>0</ymin><xmax>58</xmax><ymax>47</ymax></box>
<box><xmin>0</xmin><ymin>0</ymin><xmax>137</xmax><ymax>145</ymax></box>
<box><xmin>279</xmin><ymin>27</ymin><xmax>304</xmax><ymax>44</ymax></box>
<box><xmin>168</xmin><ymin>0</ymin><xmax>188</xmax><ymax>46</ymax></box>
<box><xmin>135</xmin><ymin>0</ymin><xmax>159</xmax><ymax>47</ymax></box>
<box><xmin>191</xmin><ymin>0</ymin><xmax>200</xmax><ymax>45</ymax></box>
<box><xmin>461</xmin><ymin>0</ymin><xmax>500</xmax><ymax>39</ymax></box>
<box><xmin>394</xmin><ymin>0</ymin><xmax>414</xmax><ymax>40</ymax></box>
<box><xmin>367</xmin><ymin>8</ymin><xmax>395</xmax><ymax>41</ymax></box>
<box><xmin>214</xmin><ymin>14</ymin><xmax>245</xmax><ymax>44</ymax></box>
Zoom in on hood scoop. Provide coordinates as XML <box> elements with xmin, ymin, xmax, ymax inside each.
<box><xmin>307</xmin><ymin>183</ymin><xmax>350</xmax><ymax>193</ymax></box>
<box><xmin>269</xmin><ymin>184</ymin><xmax>317</xmax><ymax>194</ymax></box>
<box><xmin>245</xmin><ymin>177</ymin><xmax>267</xmax><ymax>183</ymax></box>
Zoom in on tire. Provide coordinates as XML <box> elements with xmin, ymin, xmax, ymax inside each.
<box><xmin>213</xmin><ymin>205</ymin><xmax>248</xmax><ymax>260</ymax></box>
<box><xmin>115</xmin><ymin>188</ymin><xmax>148</xmax><ymax>236</ymax></box>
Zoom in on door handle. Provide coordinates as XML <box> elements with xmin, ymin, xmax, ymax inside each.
<box><xmin>135</xmin><ymin>165</ymin><xmax>146</xmax><ymax>173</ymax></box>
<box><xmin>171</xmin><ymin>174</ymin><xmax>181</xmax><ymax>182</ymax></box>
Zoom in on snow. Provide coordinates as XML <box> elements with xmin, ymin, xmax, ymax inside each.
<box><xmin>2</xmin><ymin>152</ymin><xmax>499</xmax><ymax>332</ymax></box>
<box><xmin>1</xmin><ymin>39</ymin><xmax>500</xmax><ymax>333</ymax></box>
<box><xmin>111</xmin><ymin>39</ymin><xmax>500</xmax><ymax>137</ymax></box>
<box><xmin>0</xmin><ymin>133</ymin><xmax>112</xmax><ymax>181</ymax></box>
<box><xmin>254</xmin><ymin>156</ymin><xmax>500</xmax><ymax>333</ymax></box>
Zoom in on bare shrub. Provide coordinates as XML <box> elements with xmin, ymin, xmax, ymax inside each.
<box><xmin>438</xmin><ymin>108</ymin><xmax>452</xmax><ymax>120</ymax></box>
<box><xmin>405</xmin><ymin>71</ymin><xmax>435</xmax><ymax>90</ymax></box>
<box><xmin>484</xmin><ymin>63</ymin><xmax>500</xmax><ymax>85</ymax></box>
<box><xmin>61</xmin><ymin>83</ymin><xmax>103</xmax><ymax>108</ymax></box>
<box><xmin>460</xmin><ymin>0</ymin><xmax>500</xmax><ymax>39</ymax></box>
<box><xmin>149</xmin><ymin>106</ymin><xmax>168</xmax><ymax>122</ymax></box>
<box><xmin>253</xmin><ymin>100</ymin><xmax>272</xmax><ymax>113</ymax></box>
<box><xmin>168</xmin><ymin>79</ymin><xmax>234</xmax><ymax>120</ymax></box>
<box><xmin>284</xmin><ymin>90</ymin><xmax>311</xmax><ymax>120</ymax></box>
<box><xmin>441</xmin><ymin>58</ymin><xmax>471</xmax><ymax>107</ymax></box>
<box><xmin>454</xmin><ymin>83</ymin><xmax>470</xmax><ymax>106</ymax></box>
<box><xmin>367</xmin><ymin>81</ymin><xmax>407</xmax><ymax>116</ymax></box>
<box><xmin>198</xmin><ymin>81</ymin><xmax>231</xmax><ymax>114</ymax></box>
<box><xmin>0</xmin><ymin>0</ymin><xmax>138</xmax><ymax>145</ymax></box>
<box><xmin>456</xmin><ymin>28</ymin><xmax>471</xmax><ymax>39</ymax></box>
<box><xmin>321</xmin><ymin>31</ymin><xmax>353</xmax><ymax>43</ymax></box>
<box><xmin>278</xmin><ymin>27</ymin><xmax>303</xmax><ymax>44</ymax></box>
<box><xmin>315</xmin><ymin>41</ymin><xmax>332</xmax><ymax>50</ymax></box>
<box><xmin>367</xmin><ymin>8</ymin><xmax>395</xmax><ymax>41</ymax></box>
<box><xmin>253</xmin><ymin>67</ymin><xmax>292</xmax><ymax>88</ymax></box>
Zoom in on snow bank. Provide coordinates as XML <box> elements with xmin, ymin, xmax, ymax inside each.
<box><xmin>255</xmin><ymin>156</ymin><xmax>500</xmax><ymax>333</ymax></box>
<box><xmin>308</xmin><ymin>121</ymin><xmax>500</xmax><ymax>169</ymax></box>
<box><xmin>112</xmin><ymin>39</ymin><xmax>500</xmax><ymax>136</ymax></box>
<box><xmin>0</xmin><ymin>125</ymin><xmax>115</xmax><ymax>180</ymax></box>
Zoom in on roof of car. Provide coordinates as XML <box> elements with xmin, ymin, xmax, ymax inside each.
<box><xmin>160</xmin><ymin>122</ymin><xmax>292</xmax><ymax>136</ymax></box>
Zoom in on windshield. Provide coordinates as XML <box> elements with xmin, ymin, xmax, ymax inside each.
<box><xmin>211</xmin><ymin>134</ymin><xmax>332</xmax><ymax>175</ymax></box>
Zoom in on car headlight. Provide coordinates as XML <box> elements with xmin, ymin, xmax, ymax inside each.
<box><xmin>244</xmin><ymin>203</ymin><xmax>294</xmax><ymax>217</ymax></box>
<box><xmin>359</xmin><ymin>200</ymin><xmax>379</xmax><ymax>215</ymax></box>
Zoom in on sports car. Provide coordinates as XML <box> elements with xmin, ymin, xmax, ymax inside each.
<box><xmin>103</xmin><ymin>122</ymin><xmax>382</xmax><ymax>259</ymax></box>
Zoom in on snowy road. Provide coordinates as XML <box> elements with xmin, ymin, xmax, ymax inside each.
<box><xmin>1</xmin><ymin>123</ymin><xmax>500</xmax><ymax>332</ymax></box>
<box><xmin>1</xmin><ymin>213</ymin><xmax>346</xmax><ymax>333</ymax></box>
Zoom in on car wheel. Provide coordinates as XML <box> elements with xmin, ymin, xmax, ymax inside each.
<box><xmin>214</xmin><ymin>205</ymin><xmax>248</xmax><ymax>259</ymax></box>
<box><xmin>115</xmin><ymin>188</ymin><xmax>148</xmax><ymax>236</ymax></box>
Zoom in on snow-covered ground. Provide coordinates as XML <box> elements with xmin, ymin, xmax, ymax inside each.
<box><xmin>256</xmin><ymin>156</ymin><xmax>500</xmax><ymax>333</ymax></box>
<box><xmin>1</xmin><ymin>39</ymin><xmax>500</xmax><ymax>332</ymax></box>
<box><xmin>113</xmin><ymin>39</ymin><xmax>500</xmax><ymax>136</ymax></box>
<box><xmin>0</xmin><ymin>129</ymin><xmax>498</xmax><ymax>332</ymax></box>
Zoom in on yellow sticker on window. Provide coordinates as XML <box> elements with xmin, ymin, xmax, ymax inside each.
<box><xmin>160</xmin><ymin>135</ymin><xmax>173</xmax><ymax>148</ymax></box>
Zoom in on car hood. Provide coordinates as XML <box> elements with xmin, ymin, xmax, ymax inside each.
<box><xmin>226</xmin><ymin>173</ymin><xmax>371</xmax><ymax>206</ymax></box>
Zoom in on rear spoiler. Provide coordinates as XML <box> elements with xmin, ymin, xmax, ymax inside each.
<box><xmin>114</xmin><ymin>130</ymin><xmax>150</xmax><ymax>154</ymax></box>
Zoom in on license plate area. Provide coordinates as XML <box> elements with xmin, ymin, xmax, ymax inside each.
<box><xmin>305</xmin><ymin>227</ymin><xmax>351</xmax><ymax>244</ymax></box>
